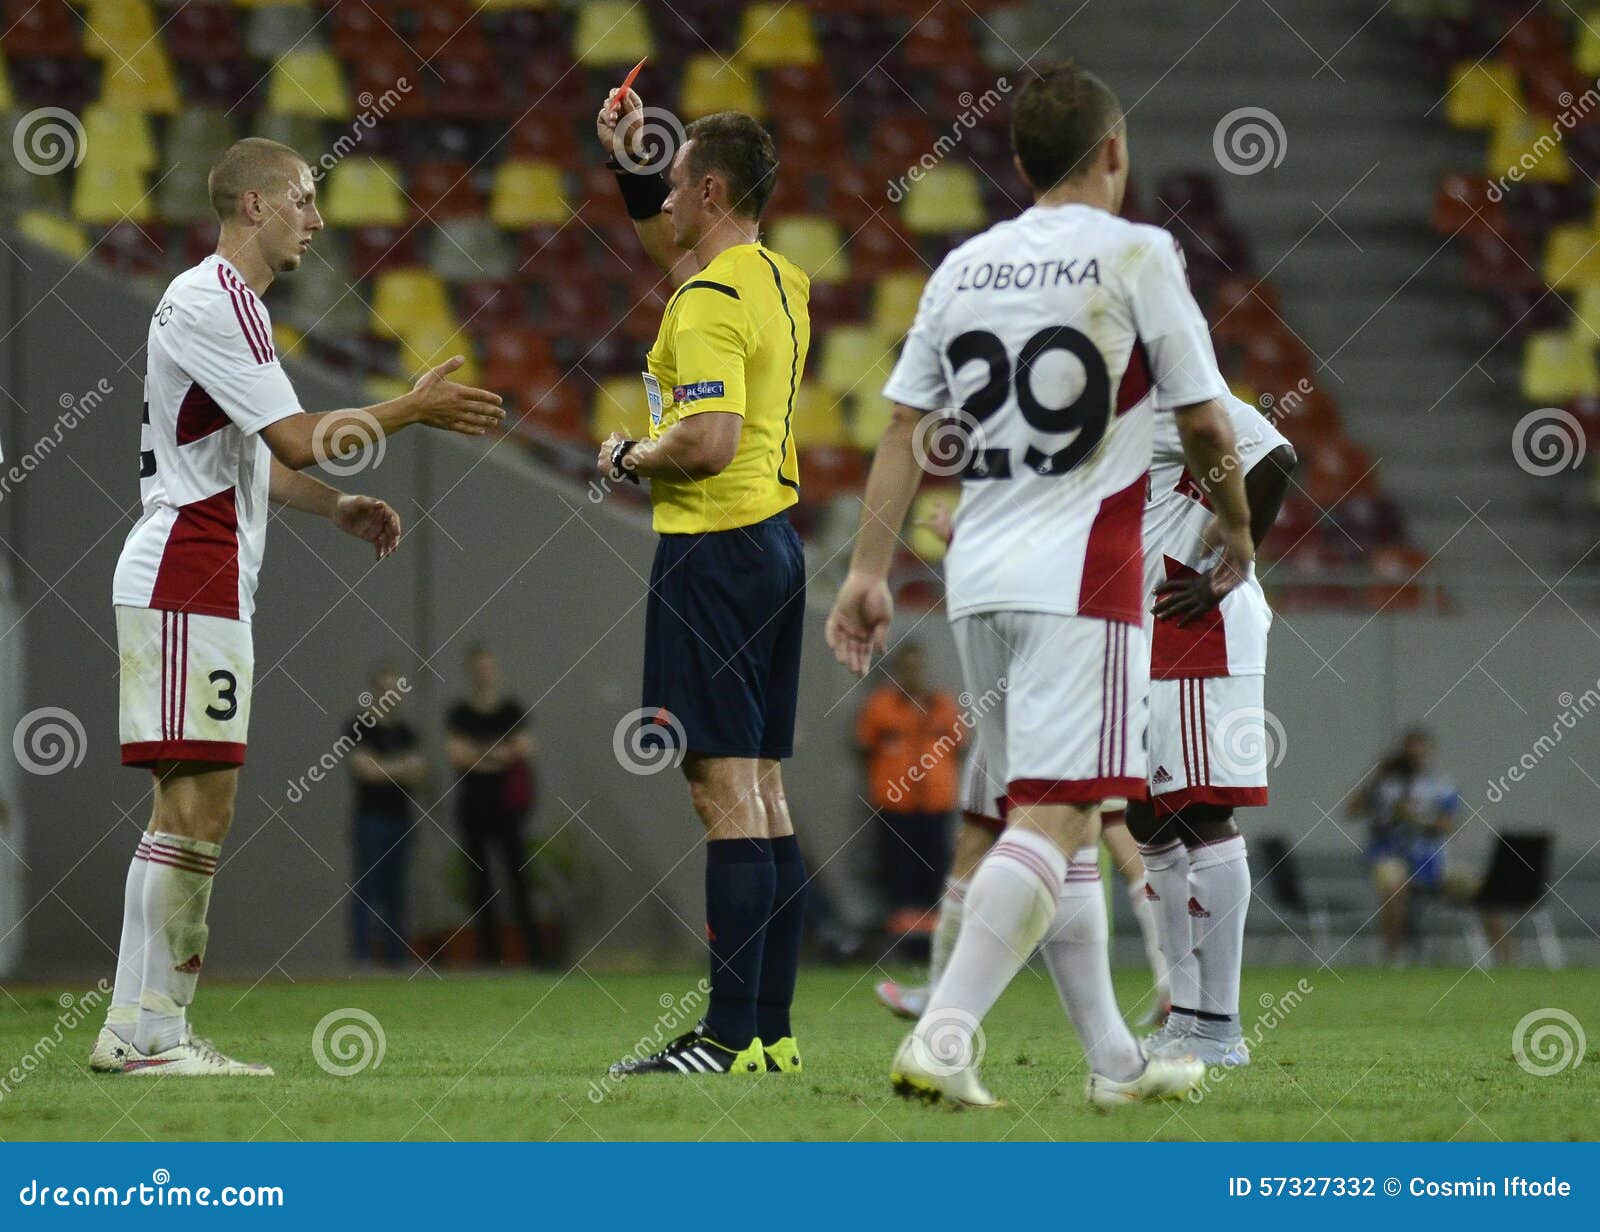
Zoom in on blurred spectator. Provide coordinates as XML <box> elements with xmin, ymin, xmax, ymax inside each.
<box><xmin>1351</xmin><ymin>726</ymin><xmax>1476</xmax><ymax>964</ymax></box>
<box><xmin>446</xmin><ymin>644</ymin><xmax>543</xmax><ymax>967</ymax></box>
<box><xmin>346</xmin><ymin>665</ymin><xmax>426</xmax><ymax>968</ymax></box>
<box><xmin>856</xmin><ymin>641</ymin><xmax>963</xmax><ymax>936</ymax></box>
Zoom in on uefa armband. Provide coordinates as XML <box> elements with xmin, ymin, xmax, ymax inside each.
<box><xmin>606</xmin><ymin>158</ymin><xmax>669</xmax><ymax>221</ymax></box>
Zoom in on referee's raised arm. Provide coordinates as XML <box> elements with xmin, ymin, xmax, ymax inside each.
<box><xmin>596</xmin><ymin>86</ymin><xmax>700</xmax><ymax>289</ymax></box>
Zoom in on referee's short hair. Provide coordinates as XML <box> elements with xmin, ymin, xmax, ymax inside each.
<box><xmin>1011</xmin><ymin>61</ymin><xmax>1123</xmax><ymax>191</ymax></box>
<box><xmin>683</xmin><ymin>112</ymin><xmax>778</xmax><ymax>220</ymax></box>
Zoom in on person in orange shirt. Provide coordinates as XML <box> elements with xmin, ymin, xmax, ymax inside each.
<box><xmin>857</xmin><ymin>642</ymin><xmax>964</xmax><ymax>935</ymax></box>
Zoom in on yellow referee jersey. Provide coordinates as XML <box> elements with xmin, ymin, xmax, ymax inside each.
<box><xmin>643</xmin><ymin>242</ymin><xmax>810</xmax><ymax>534</ymax></box>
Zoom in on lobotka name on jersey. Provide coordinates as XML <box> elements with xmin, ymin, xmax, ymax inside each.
<box><xmin>952</xmin><ymin>257</ymin><xmax>1102</xmax><ymax>294</ymax></box>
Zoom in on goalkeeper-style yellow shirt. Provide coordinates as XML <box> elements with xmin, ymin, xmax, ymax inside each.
<box><xmin>643</xmin><ymin>242</ymin><xmax>810</xmax><ymax>535</ymax></box>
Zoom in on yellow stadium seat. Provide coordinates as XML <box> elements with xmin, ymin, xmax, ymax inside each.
<box><xmin>592</xmin><ymin>374</ymin><xmax>650</xmax><ymax>441</ymax></box>
<box><xmin>489</xmin><ymin>160</ymin><xmax>570</xmax><ymax>227</ymax></box>
<box><xmin>99</xmin><ymin>45</ymin><xmax>180</xmax><ymax>114</ymax></box>
<box><xmin>364</xmin><ymin>375</ymin><xmax>412</xmax><ymax>404</ymax></box>
<box><xmin>1579</xmin><ymin>20</ymin><xmax>1600</xmax><ymax>76</ymax></box>
<box><xmin>1542</xmin><ymin>223</ymin><xmax>1600</xmax><ymax>290</ymax></box>
<box><xmin>478</xmin><ymin>0</ymin><xmax>555</xmax><ymax>9</ymax></box>
<box><xmin>83</xmin><ymin>0</ymin><xmax>157</xmax><ymax>59</ymax></box>
<box><xmin>81</xmin><ymin>104</ymin><xmax>157</xmax><ymax>173</ymax></box>
<box><xmin>789</xmin><ymin>384</ymin><xmax>848</xmax><ymax>447</ymax></box>
<box><xmin>572</xmin><ymin>0</ymin><xmax>654</xmax><ymax>67</ymax></box>
<box><xmin>907</xmin><ymin>488</ymin><xmax>957</xmax><ymax>563</ymax></box>
<box><xmin>1573</xmin><ymin>286</ymin><xmax>1600</xmax><ymax>342</ymax></box>
<box><xmin>0</xmin><ymin>57</ymin><xmax>11</xmax><ymax>111</ymax></box>
<box><xmin>901</xmin><ymin>163</ymin><xmax>986</xmax><ymax>234</ymax></box>
<box><xmin>267</xmin><ymin>48</ymin><xmax>351</xmax><ymax>119</ymax></box>
<box><xmin>847</xmin><ymin>391</ymin><xmax>894</xmax><ymax>450</ymax></box>
<box><xmin>767</xmin><ymin>216</ymin><xmax>848</xmax><ymax>284</ymax></box>
<box><xmin>16</xmin><ymin>210</ymin><xmax>89</xmax><ymax>261</ymax></box>
<box><xmin>1443</xmin><ymin>60</ymin><xmax>1522</xmax><ymax>131</ymax></box>
<box><xmin>817</xmin><ymin>325</ymin><xmax>898</xmax><ymax>398</ymax></box>
<box><xmin>401</xmin><ymin>326</ymin><xmax>480</xmax><ymax>388</ymax></box>
<box><xmin>369</xmin><ymin>268</ymin><xmax>455</xmax><ymax>341</ymax></box>
<box><xmin>739</xmin><ymin>3</ymin><xmax>819</xmax><ymax>68</ymax></box>
<box><xmin>323</xmin><ymin>157</ymin><xmax>408</xmax><ymax>226</ymax></box>
<box><xmin>1487</xmin><ymin>116</ymin><xmax>1570</xmax><ymax>186</ymax></box>
<box><xmin>1522</xmin><ymin>330</ymin><xmax>1599</xmax><ymax>402</ymax></box>
<box><xmin>680</xmin><ymin>53</ymin><xmax>764</xmax><ymax>120</ymax></box>
<box><xmin>872</xmin><ymin>271</ymin><xmax>926</xmax><ymax>337</ymax></box>
<box><xmin>71</xmin><ymin>161</ymin><xmax>151</xmax><ymax>224</ymax></box>
<box><xmin>272</xmin><ymin>321</ymin><xmax>305</xmax><ymax>359</ymax></box>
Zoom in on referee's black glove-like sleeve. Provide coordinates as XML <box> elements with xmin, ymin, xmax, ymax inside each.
<box><xmin>607</xmin><ymin>158</ymin><xmax>670</xmax><ymax>220</ymax></box>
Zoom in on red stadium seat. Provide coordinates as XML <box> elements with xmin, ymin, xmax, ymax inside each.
<box><xmin>904</xmin><ymin>10</ymin><xmax>979</xmax><ymax>70</ymax></box>
<box><xmin>433</xmin><ymin>57</ymin><xmax>512</xmax><ymax>121</ymax></box>
<box><xmin>94</xmin><ymin>222</ymin><xmax>168</xmax><ymax>277</ymax></box>
<box><xmin>798</xmin><ymin>445</ymin><xmax>868</xmax><ymax>503</ymax></box>
<box><xmin>516</xmin><ymin>223</ymin><xmax>590</xmax><ymax>282</ymax></box>
<box><xmin>765</xmin><ymin>65</ymin><xmax>835</xmax><ymax>116</ymax></box>
<box><xmin>349</xmin><ymin>225</ymin><xmax>421</xmax><ymax>280</ymax></box>
<box><xmin>849</xmin><ymin>216</ymin><xmax>919</xmax><ymax>277</ymax></box>
<box><xmin>1</xmin><ymin>0</ymin><xmax>79</xmax><ymax>58</ymax></box>
<box><xmin>1209</xmin><ymin>276</ymin><xmax>1283</xmax><ymax>345</ymax></box>
<box><xmin>409</xmin><ymin>161</ymin><xmax>484</xmax><ymax>222</ymax></box>
<box><xmin>483</xmin><ymin>327</ymin><xmax>557</xmax><ymax>392</ymax></box>
<box><xmin>349</xmin><ymin>51</ymin><xmax>429</xmax><ymax>119</ymax></box>
<box><xmin>181</xmin><ymin>57</ymin><xmax>258</xmax><ymax>110</ymax></box>
<box><xmin>827</xmin><ymin>160</ymin><xmax>884</xmax><ymax>229</ymax></box>
<box><xmin>329</xmin><ymin>3</ymin><xmax>408</xmax><ymax>61</ymax></box>
<box><xmin>416</xmin><ymin>2</ymin><xmax>492</xmax><ymax>63</ymax></box>
<box><xmin>456</xmin><ymin>280</ymin><xmax>529</xmax><ymax>340</ymax></box>
<box><xmin>508</xmin><ymin>114</ymin><xmax>581</xmax><ymax>163</ymax></box>
<box><xmin>1461</xmin><ymin>231</ymin><xmax>1543</xmax><ymax>294</ymax></box>
<box><xmin>1431</xmin><ymin>171</ymin><xmax>1505</xmax><ymax>239</ymax></box>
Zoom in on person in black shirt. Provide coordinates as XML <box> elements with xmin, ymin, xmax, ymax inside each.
<box><xmin>346</xmin><ymin>665</ymin><xmax>426</xmax><ymax>967</ymax></box>
<box><xmin>446</xmin><ymin>643</ymin><xmax>542</xmax><ymax>966</ymax></box>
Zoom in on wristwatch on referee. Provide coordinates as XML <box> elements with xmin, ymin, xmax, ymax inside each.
<box><xmin>610</xmin><ymin>438</ymin><xmax>641</xmax><ymax>484</ymax></box>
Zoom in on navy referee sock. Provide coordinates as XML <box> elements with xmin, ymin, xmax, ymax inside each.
<box><xmin>757</xmin><ymin>835</ymin><xmax>807</xmax><ymax>1042</ymax></box>
<box><xmin>703</xmin><ymin>838</ymin><xmax>775</xmax><ymax>1050</ymax></box>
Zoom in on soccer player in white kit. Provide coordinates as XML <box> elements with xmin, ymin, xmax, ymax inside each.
<box><xmin>1129</xmin><ymin>394</ymin><xmax>1296</xmax><ymax>1066</ymax></box>
<box><xmin>827</xmin><ymin>63</ymin><xmax>1255</xmax><ymax>1107</ymax></box>
<box><xmin>90</xmin><ymin>138</ymin><xmax>504</xmax><ymax>1076</ymax></box>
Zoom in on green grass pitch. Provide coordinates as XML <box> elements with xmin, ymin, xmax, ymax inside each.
<box><xmin>1</xmin><ymin>965</ymin><xmax>1593</xmax><ymax>1141</ymax></box>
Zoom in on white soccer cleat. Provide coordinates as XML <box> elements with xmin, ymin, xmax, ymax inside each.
<box><xmin>88</xmin><ymin>1026</ymin><xmax>145</xmax><ymax>1074</ymax></box>
<box><xmin>874</xmin><ymin>979</ymin><xmax>929</xmax><ymax>1020</ymax></box>
<box><xmin>1086</xmin><ymin>1055</ymin><xmax>1205</xmax><ymax>1110</ymax></box>
<box><xmin>889</xmin><ymin>1032</ymin><xmax>1000</xmax><ymax>1109</ymax></box>
<box><xmin>122</xmin><ymin>1027</ymin><xmax>274</xmax><ymax>1077</ymax></box>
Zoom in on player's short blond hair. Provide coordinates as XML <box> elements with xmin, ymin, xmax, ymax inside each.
<box><xmin>1011</xmin><ymin>61</ymin><xmax>1123</xmax><ymax>191</ymax></box>
<box><xmin>207</xmin><ymin>137</ymin><xmax>307</xmax><ymax>222</ymax></box>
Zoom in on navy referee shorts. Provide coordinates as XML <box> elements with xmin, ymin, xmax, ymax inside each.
<box><xmin>641</xmin><ymin>510</ymin><xmax>806</xmax><ymax>760</ymax></box>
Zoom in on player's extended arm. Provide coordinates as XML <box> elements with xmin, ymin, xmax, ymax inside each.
<box><xmin>825</xmin><ymin>402</ymin><xmax>924</xmax><ymax>675</ymax></box>
<box><xmin>1153</xmin><ymin>398</ymin><xmax>1255</xmax><ymax>622</ymax></box>
<box><xmin>601</xmin><ymin>412</ymin><xmax>742</xmax><ymax>482</ymax></box>
<box><xmin>596</xmin><ymin>88</ymin><xmax>700</xmax><ymax>289</ymax></box>
<box><xmin>260</xmin><ymin>356</ymin><xmax>503</xmax><ymax>471</ymax></box>
<box><xmin>268</xmin><ymin>458</ymin><xmax>402</xmax><ymax>560</ymax></box>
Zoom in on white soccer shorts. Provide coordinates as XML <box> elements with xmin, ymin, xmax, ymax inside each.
<box><xmin>951</xmin><ymin>610</ymin><xmax>1148</xmax><ymax>809</ymax></box>
<box><xmin>117</xmin><ymin>605</ymin><xmax>253</xmax><ymax>768</ymax></box>
<box><xmin>1147</xmin><ymin>673</ymin><xmax>1270</xmax><ymax>814</ymax></box>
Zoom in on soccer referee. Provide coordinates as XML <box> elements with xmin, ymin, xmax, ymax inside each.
<box><xmin>594</xmin><ymin>88</ymin><xmax>812</xmax><ymax>1078</ymax></box>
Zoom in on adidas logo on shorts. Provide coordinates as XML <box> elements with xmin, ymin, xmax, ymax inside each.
<box><xmin>1153</xmin><ymin>765</ymin><xmax>1174</xmax><ymax>786</ymax></box>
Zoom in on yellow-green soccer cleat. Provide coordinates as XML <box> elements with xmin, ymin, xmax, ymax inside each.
<box><xmin>763</xmin><ymin>1037</ymin><xmax>803</xmax><ymax>1073</ymax></box>
<box><xmin>608</xmin><ymin>1028</ymin><xmax>766</xmax><ymax>1076</ymax></box>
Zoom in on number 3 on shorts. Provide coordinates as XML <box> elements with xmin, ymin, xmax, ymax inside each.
<box><xmin>115</xmin><ymin>606</ymin><xmax>254</xmax><ymax>767</ymax></box>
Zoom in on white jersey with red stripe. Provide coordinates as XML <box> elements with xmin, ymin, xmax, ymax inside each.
<box><xmin>112</xmin><ymin>255</ymin><xmax>302</xmax><ymax>623</ymax></box>
<box><xmin>882</xmin><ymin>202</ymin><xmax>1229</xmax><ymax>624</ymax></box>
<box><xmin>1142</xmin><ymin>395</ymin><xmax>1290</xmax><ymax>678</ymax></box>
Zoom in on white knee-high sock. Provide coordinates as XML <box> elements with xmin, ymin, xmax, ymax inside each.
<box><xmin>1139</xmin><ymin>839</ymin><xmax>1198</xmax><ymax>1016</ymax></box>
<box><xmin>1188</xmin><ymin>835</ymin><xmax>1250</xmax><ymax>1020</ymax></box>
<box><xmin>1042</xmin><ymin>883</ymin><xmax>1144</xmax><ymax>1083</ymax></box>
<box><xmin>917</xmin><ymin>829</ymin><xmax>1066</xmax><ymax>1064</ymax></box>
<box><xmin>927</xmin><ymin>876</ymin><xmax>969</xmax><ymax>989</ymax></box>
<box><xmin>1125</xmin><ymin>874</ymin><xmax>1171</xmax><ymax>1004</ymax></box>
<box><xmin>107</xmin><ymin>836</ymin><xmax>153</xmax><ymax>1043</ymax></box>
<box><xmin>135</xmin><ymin>831</ymin><xmax>220</xmax><ymax>1055</ymax></box>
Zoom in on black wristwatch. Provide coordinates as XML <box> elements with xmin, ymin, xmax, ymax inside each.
<box><xmin>610</xmin><ymin>438</ymin><xmax>641</xmax><ymax>484</ymax></box>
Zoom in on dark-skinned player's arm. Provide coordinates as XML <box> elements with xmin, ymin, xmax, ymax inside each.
<box><xmin>825</xmin><ymin>402</ymin><xmax>926</xmax><ymax>676</ymax></box>
<box><xmin>1150</xmin><ymin>398</ymin><xmax>1254</xmax><ymax>623</ymax></box>
<box><xmin>596</xmin><ymin>86</ymin><xmax>699</xmax><ymax>289</ymax></box>
<box><xmin>259</xmin><ymin>355</ymin><xmax>503</xmax><ymax>472</ymax></box>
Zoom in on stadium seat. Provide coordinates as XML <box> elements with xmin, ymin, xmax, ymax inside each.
<box><xmin>817</xmin><ymin>324</ymin><xmax>897</xmax><ymax>399</ymax></box>
<box><xmin>80</xmin><ymin>104</ymin><xmax>157</xmax><ymax>174</ymax></box>
<box><xmin>572</xmin><ymin>0</ymin><xmax>654</xmax><ymax>67</ymax></box>
<box><xmin>1443</xmin><ymin>60</ymin><xmax>1522</xmax><ymax>129</ymax></box>
<box><xmin>93</xmin><ymin>219</ymin><xmax>167</xmax><ymax>276</ymax></box>
<box><xmin>907</xmin><ymin>488</ymin><xmax>959</xmax><ymax>562</ymax></box>
<box><xmin>369</xmin><ymin>268</ymin><xmax>456</xmax><ymax>342</ymax></box>
<box><xmin>433</xmin><ymin>57</ymin><xmax>512</xmax><ymax>121</ymax></box>
<box><xmin>1</xmin><ymin>0</ymin><xmax>79</xmax><ymax>57</ymax></box>
<box><xmin>490</xmin><ymin>160</ymin><xmax>571</xmax><ymax>227</ymax></box>
<box><xmin>455</xmin><ymin>280</ymin><xmax>528</xmax><ymax>340</ymax></box>
<box><xmin>101</xmin><ymin>45</ymin><xmax>181</xmax><ymax>113</ymax></box>
<box><xmin>738</xmin><ymin>3</ymin><xmax>820</xmax><ymax>67</ymax></box>
<box><xmin>82</xmin><ymin>0</ymin><xmax>157</xmax><ymax>59</ymax></box>
<box><xmin>155</xmin><ymin>166</ymin><xmax>215</xmax><ymax>225</ymax></box>
<box><xmin>164</xmin><ymin>3</ymin><xmax>243</xmax><ymax>62</ymax></box>
<box><xmin>168</xmin><ymin>110</ymin><xmax>237</xmax><ymax>171</ymax></box>
<box><xmin>71</xmin><ymin>160</ymin><xmax>152</xmax><ymax>225</ymax></box>
<box><xmin>1522</xmin><ymin>329</ymin><xmax>1599</xmax><ymax>402</ymax></box>
<box><xmin>1431</xmin><ymin>171</ymin><xmax>1504</xmax><ymax>237</ymax></box>
<box><xmin>1542</xmin><ymin>223</ymin><xmax>1600</xmax><ymax>290</ymax></box>
<box><xmin>870</xmin><ymin>271</ymin><xmax>926</xmax><ymax>337</ymax></box>
<box><xmin>183</xmin><ymin>58</ymin><xmax>259</xmax><ymax>110</ymax></box>
<box><xmin>483</xmin><ymin>327</ymin><xmax>556</xmax><ymax>393</ymax></box>
<box><xmin>408</xmin><ymin>161</ymin><xmax>482</xmax><ymax>222</ymax></box>
<box><xmin>282</xmin><ymin>253</ymin><xmax>367</xmax><ymax>338</ymax></box>
<box><xmin>591</xmin><ymin>373</ymin><xmax>650</xmax><ymax>441</ymax></box>
<box><xmin>851</xmin><ymin>216</ymin><xmax>919</xmax><ymax>276</ymax></box>
<box><xmin>323</xmin><ymin>158</ymin><xmax>408</xmax><ymax>227</ymax></box>
<box><xmin>789</xmin><ymin>384</ymin><xmax>849</xmax><ymax>448</ymax></box>
<box><xmin>679</xmin><ymin>53</ymin><xmax>764</xmax><ymax>119</ymax></box>
<box><xmin>267</xmin><ymin>48</ymin><xmax>351</xmax><ymax>118</ymax></box>
<box><xmin>1578</xmin><ymin>18</ymin><xmax>1600</xmax><ymax>76</ymax></box>
<box><xmin>900</xmin><ymin>163</ymin><xmax>986</xmax><ymax>235</ymax></box>
<box><xmin>1486</xmin><ymin>116</ymin><xmax>1571</xmax><ymax>184</ymax></box>
<box><xmin>430</xmin><ymin>219</ymin><xmax>516</xmax><ymax>283</ymax></box>
<box><xmin>767</xmin><ymin>215</ymin><xmax>849</xmax><ymax>284</ymax></box>
<box><xmin>16</xmin><ymin>208</ymin><xmax>89</xmax><ymax>260</ymax></box>
<box><xmin>400</xmin><ymin>324</ymin><xmax>480</xmax><ymax>387</ymax></box>
<box><xmin>246</xmin><ymin>3</ymin><xmax>321</xmax><ymax>60</ymax></box>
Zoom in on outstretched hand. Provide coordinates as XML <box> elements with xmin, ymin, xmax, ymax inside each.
<box><xmin>826</xmin><ymin>572</ymin><xmax>895</xmax><ymax>676</ymax></box>
<box><xmin>411</xmin><ymin>356</ymin><xmax>504</xmax><ymax>436</ymax></box>
<box><xmin>333</xmin><ymin>494</ymin><xmax>401</xmax><ymax>561</ymax></box>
